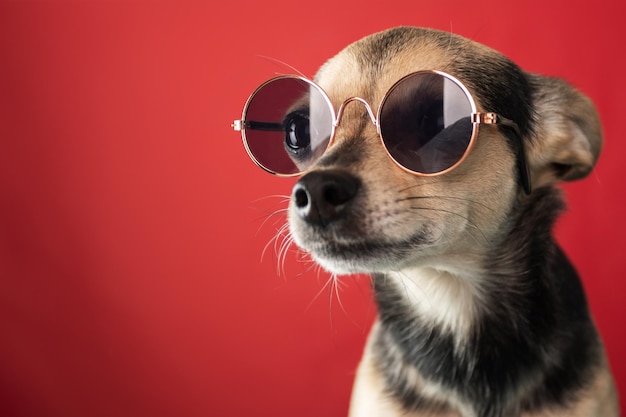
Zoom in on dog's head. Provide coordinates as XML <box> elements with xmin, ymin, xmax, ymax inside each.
<box><xmin>283</xmin><ymin>27</ymin><xmax>602</xmax><ymax>275</ymax></box>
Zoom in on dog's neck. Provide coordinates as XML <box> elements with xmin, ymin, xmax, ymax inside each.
<box><xmin>376</xmin><ymin>186</ymin><xmax>564</xmax><ymax>339</ymax></box>
<box><xmin>369</xmin><ymin>187</ymin><xmax>600</xmax><ymax>415</ymax></box>
<box><xmin>384</xmin><ymin>261</ymin><xmax>487</xmax><ymax>339</ymax></box>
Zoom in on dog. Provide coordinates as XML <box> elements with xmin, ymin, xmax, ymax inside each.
<box><xmin>233</xmin><ymin>26</ymin><xmax>618</xmax><ymax>417</ymax></box>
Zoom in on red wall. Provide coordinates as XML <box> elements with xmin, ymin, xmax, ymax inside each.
<box><xmin>0</xmin><ymin>1</ymin><xmax>623</xmax><ymax>416</ymax></box>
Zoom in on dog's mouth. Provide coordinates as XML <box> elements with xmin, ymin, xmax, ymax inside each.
<box><xmin>292</xmin><ymin>224</ymin><xmax>439</xmax><ymax>273</ymax></box>
<box><xmin>285</xmin><ymin>169</ymin><xmax>446</xmax><ymax>273</ymax></box>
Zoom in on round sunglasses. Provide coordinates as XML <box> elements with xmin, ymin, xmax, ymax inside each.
<box><xmin>232</xmin><ymin>70</ymin><xmax>531</xmax><ymax>193</ymax></box>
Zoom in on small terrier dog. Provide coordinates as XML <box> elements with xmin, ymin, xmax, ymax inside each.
<box><xmin>233</xmin><ymin>27</ymin><xmax>618</xmax><ymax>417</ymax></box>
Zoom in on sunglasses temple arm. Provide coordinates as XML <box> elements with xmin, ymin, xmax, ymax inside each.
<box><xmin>498</xmin><ymin>117</ymin><xmax>532</xmax><ymax>195</ymax></box>
<box><xmin>515</xmin><ymin>135</ymin><xmax>532</xmax><ymax>195</ymax></box>
<box><xmin>231</xmin><ymin>120</ymin><xmax>284</xmax><ymax>132</ymax></box>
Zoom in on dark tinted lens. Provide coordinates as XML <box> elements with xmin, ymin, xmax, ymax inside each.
<box><xmin>243</xmin><ymin>77</ymin><xmax>334</xmax><ymax>175</ymax></box>
<box><xmin>379</xmin><ymin>72</ymin><xmax>474</xmax><ymax>174</ymax></box>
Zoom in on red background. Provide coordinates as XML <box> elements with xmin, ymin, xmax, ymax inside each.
<box><xmin>0</xmin><ymin>1</ymin><xmax>624</xmax><ymax>416</ymax></box>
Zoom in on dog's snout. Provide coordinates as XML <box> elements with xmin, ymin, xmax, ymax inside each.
<box><xmin>293</xmin><ymin>170</ymin><xmax>360</xmax><ymax>226</ymax></box>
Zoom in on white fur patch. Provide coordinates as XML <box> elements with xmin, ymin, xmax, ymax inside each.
<box><xmin>387</xmin><ymin>259</ymin><xmax>486</xmax><ymax>340</ymax></box>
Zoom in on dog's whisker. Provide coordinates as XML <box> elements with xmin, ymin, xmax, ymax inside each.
<box><xmin>276</xmin><ymin>226</ymin><xmax>296</xmax><ymax>278</ymax></box>
<box><xmin>305</xmin><ymin>270</ymin><xmax>336</xmax><ymax>313</ymax></box>
<box><xmin>260</xmin><ymin>219</ymin><xmax>287</xmax><ymax>258</ymax></box>
<box><xmin>260</xmin><ymin>217</ymin><xmax>299</xmax><ymax>280</ymax></box>
<box><xmin>408</xmin><ymin>205</ymin><xmax>488</xmax><ymax>243</ymax></box>
<box><xmin>330</xmin><ymin>274</ymin><xmax>346</xmax><ymax>313</ymax></box>
<box><xmin>251</xmin><ymin>194</ymin><xmax>292</xmax><ymax>204</ymax></box>
<box><xmin>396</xmin><ymin>179</ymin><xmax>448</xmax><ymax>194</ymax></box>
<box><xmin>255</xmin><ymin>55</ymin><xmax>308</xmax><ymax>78</ymax></box>
<box><xmin>256</xmin><ymin>208</ymin><xmax>289</xmax><ymax>237</ymax></box>
<box><xmin>260</xmin><ymin>227</ymin><xmax>280</xmax><ymax>262</ymax></box>
<box><xmin>250</xmin><ymin>197</ymin><xmax>291</xmax><ymax>225</ymax></box>
<box><xmin>306</xmin><ymin>271</ymin><xmax>366</xmax><ymax>333</ymax></box>
<box><xmin>330</xmin><ymin>274</ymin><xmax>365</xmax><ymax>330</ymax></box>
<box><xmin>398</xmin><ymin>194</ymin><xmax>497</xmax><ymax>214</ymax></box>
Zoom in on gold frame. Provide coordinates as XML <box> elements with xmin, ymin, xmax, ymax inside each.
<box><xmin>232</xmin><ymin>70</ymin><xmax>530</xmax><ymax>192</ymax></box>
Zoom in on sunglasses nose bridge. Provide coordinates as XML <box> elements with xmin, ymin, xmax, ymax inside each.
<box><xmin>334</xmin><ymin>97</ymin><xmax>378</xmax><ymax>129</ymax></box>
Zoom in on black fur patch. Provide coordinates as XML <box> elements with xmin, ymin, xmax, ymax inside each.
<box><xmin>372</xmin><ymin>187</ymin><xmax>601</xmax><ymax>417</ymax></box>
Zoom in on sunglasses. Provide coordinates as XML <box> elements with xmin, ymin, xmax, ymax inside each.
<box><xmin>232</xmin><ymin>70</ymin><xmax>531</xmax><ymax>193</ymax></box>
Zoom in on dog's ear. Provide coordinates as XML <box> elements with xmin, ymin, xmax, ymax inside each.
<box><xmin>525</xmin><ymin>74</ymin><xmax>603</xmax><ymax>188</ymax></box>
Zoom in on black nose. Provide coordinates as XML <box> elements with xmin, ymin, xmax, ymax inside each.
<box><xmin>293</xmin><ymin>170</ymin><xmax>361</xmax><ymax>226</ymax></box>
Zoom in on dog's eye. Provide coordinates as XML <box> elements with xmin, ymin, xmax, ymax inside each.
<box><xmin>284</xmin><ymin>112</ymin><xmax>311</xmax><ymax>154</ymax></box>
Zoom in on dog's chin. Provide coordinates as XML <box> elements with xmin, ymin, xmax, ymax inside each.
<box><xmin>293</xmin><ymin>229</ymin><xmax>440</xmax><ymax>275</ymax></box>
